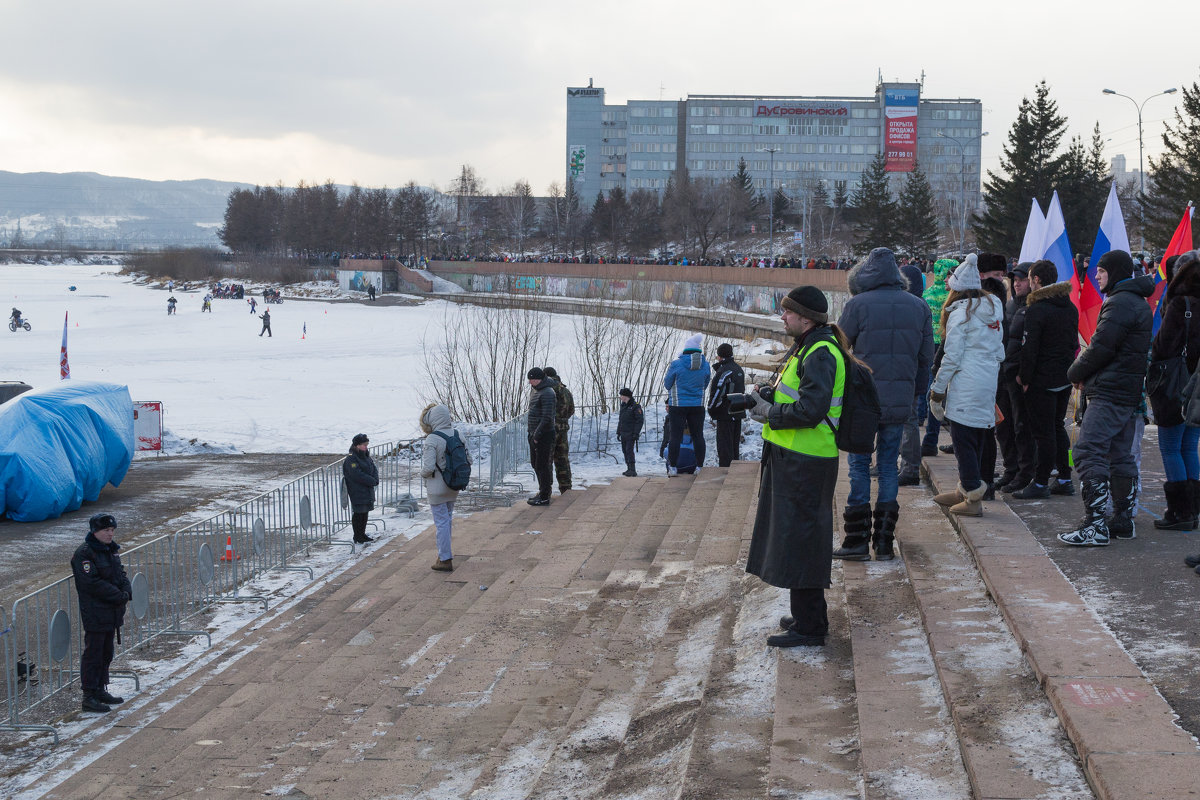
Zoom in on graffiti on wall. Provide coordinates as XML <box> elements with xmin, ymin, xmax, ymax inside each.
<box><xmin>438</xmin><ymin>272</ymin><xmax>847</xmax><ymax>318</ymax></box>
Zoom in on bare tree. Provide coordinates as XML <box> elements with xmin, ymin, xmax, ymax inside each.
<box><xmin>664</xmin><ymin>169</ymin><xmax>734</xmax><ymax>260</ymax></box>
<box><xmin>499</xmin><ymin>180</ymin><xmax>537</xmax><ymax>257</ymax></box>
<box><xmin>448</xmin><ymin>165</ymin><xmax>484</xmax><ymax>253</ymax></box>
<box><xmin>420</xmin><ymin>303</ymin><xmax>553</xmax><ymax>422</ymax></box>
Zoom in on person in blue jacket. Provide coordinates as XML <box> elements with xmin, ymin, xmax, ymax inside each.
<box><xmin>663</xmin><ymin>333</ymin><xmax>711</xmax><ymax>475</ymax></box>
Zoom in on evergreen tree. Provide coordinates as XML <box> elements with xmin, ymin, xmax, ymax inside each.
<box><xmin>1145</xmin><ymin>80</ymin><xmax>1200</xmax><ymax>249</ymax></box>
<box><xmin>1057</xmin><ymin>124</ymin><xmax>1112</xmax><ymax>253</ymax></box>
<box><xmin>730</xmin><ymin>157</ymin><xmax>761</xmax><ymax>225</ymax></box>
<box><xmin>562</xmin><ymin>179</ymin><xmax>583</xmax><ymax>256</ymax></box>
<box><xmin>973</xmin><ymin>81</ymin><xmax>1069</xmax><ymax>257</ymax></box>
<box><xmin>895</xmin><ymin>163</ymin><xmax>940</xmax><ymax>257</ymax></box>
<box><xmin>850</xmin><ymin>154</ymin><xmax>898</xmax><ymax>255</ymax></box>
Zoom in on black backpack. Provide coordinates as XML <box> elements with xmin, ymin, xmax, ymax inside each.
<box><xmin>822</xmin><ymin>344</ymin><xmax>882</xmax><ymax>454</ymax></box>
<box><xmin>432</xmin><ymin>431</ymin><xmax>471</xmax><ymax>490</ymax></box>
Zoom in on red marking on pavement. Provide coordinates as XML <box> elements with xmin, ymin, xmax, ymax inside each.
<box><xmin>1064</xmin><ymin>682</ymin><xmax>1146</xmax><ymax>707</ymax></box>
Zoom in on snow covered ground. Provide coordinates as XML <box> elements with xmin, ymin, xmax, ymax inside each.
<box><xmin>1</xmin><ymin>260</ymin><xmax>768</xmax><ymax>492</ymax></box>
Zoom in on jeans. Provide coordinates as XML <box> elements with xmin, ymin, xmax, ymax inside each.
<box><xmin>899</xmin><ymin>395</ymin><xmax>921</xmax><ymax>473</ymax></box>
<box><xmin>432</xmin><ymin>500</ymin><xmax>455</xmax><ymax>561</ymax></box>
<box><xmin>1157</xmin><ymin>424</ymin><xmax>1200</xmax><ymax>482</ymax></box>
<box><xmin>1024</xmin><ymin>387</ymin><xmax>1072</xmax><ymax>485</ymax></box>
<box><xmin>950</xmin><ymin>420</ymin><xmax>987</xmax><ymax>491</ymax></box>
<box><xmin>1073</xmin><ymin>398</ymin><xmax>1138</xmax><ymax>483</ymax></box>
<box><xmin>668</xmin><ymin>406</ymin><xmax>707</xmax><ymax>469</ymax></box>
<box><xmin>847</xmin><ymin>423</ymin><xmax>904</xmax><ymax>506</ymax></box>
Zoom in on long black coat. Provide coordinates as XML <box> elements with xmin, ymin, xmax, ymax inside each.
<box><xmin>71</xmin><ymin>533</ymin><xmax>132</xmax><ymax>632</ymax></box>
<box><xmin>1001</xmin><ymin>293</ymin><xmax>1028</xmax><ymax>381</ymax></box>
<box><xmin>745</xmin><ymin>328</ymin><xmax>839</xmax><ymax>590</ymax></box>
<box><xmin>1019</xmin><ymin>282</ymin><xmax>1078</xmax><ymax>390</ymax></box>
<box><xmin>1067</xmin><ymin>275</ymin><xmax>1154</xmax><ymax>406</ymax></box>
<box><xmin>343</xmin><ymin>448</ymin><xmax>379</xmax><ymax>513</ymax></box>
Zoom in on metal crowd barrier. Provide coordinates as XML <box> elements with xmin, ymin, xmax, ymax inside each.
<box><xmin>0</xmin><ymin>407</ymin><xmax>660</xmax><ymax>743</ymax></box>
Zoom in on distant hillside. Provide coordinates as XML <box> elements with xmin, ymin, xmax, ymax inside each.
<box><xmin>0</xmin><ymin>171</ymin><xmax>255</xmax><ymax>249</ymax></box>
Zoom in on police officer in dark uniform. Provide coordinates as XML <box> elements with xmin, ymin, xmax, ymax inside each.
<box><xmin>70</xmin><ymin>513</ymin><xmax>132</xmax><ymax>712</ymax></box>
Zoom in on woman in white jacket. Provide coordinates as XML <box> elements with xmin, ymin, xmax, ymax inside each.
<box><xmin>929</xmin><ymin>255</ymin><xmax>1006</xmax><ymax>516</ymax></box>
<box><xmin>420</xmin><ymin>403</ymin><xmax>469</xmax><ymax>572</ymax></box>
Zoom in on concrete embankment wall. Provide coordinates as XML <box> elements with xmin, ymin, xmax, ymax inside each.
<box><xmin>345</xmin><ymin>259</ymin><xmax>851</xmax><ymax>343</ymax></box>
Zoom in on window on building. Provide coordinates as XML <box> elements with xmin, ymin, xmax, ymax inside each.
<box><xmin>706</xmin><ymin>124</ymin><xmax>720</xmax><ymax>135</ymax></box>
<box><xmin>948</xmin><ymin>109</ymin><xmax>962</xmax><ymax>120</ymax></box>
<box><xmin>929</xmin><ymin>109</ymin><xmax>948</xmax><ymax>119</ymax></box>
<box><xmin>630</xmin><ymin>160</ymin><xmax>646</xmax><ymax>170</ymax></box>
<box><xmin>755</xmin><ymin>123</ymin><xmax>781</xmax><ymax>135</ymax></box>
<box><xmin>690</xmin><ymin>106</ymin><xmax>704</xmax><ymax>117</ymax></box>
<box><xmin>630</xmin><ymin>142</ymin><xmax>643</xmax><ymax>153</ymax></box>
<box><xmin>739</xmin><ymin>107</ymin><xmax>752</xmax><ymax>117</ymax></box>
<box><xmin>601</xmin><ymin>145</ymin><xmax>616</xmax><ymax>156</ymax></box>
<box><xmin>689</xmin><ymin>124</ymin><xmax>704</xmax><ymax>136</ymax></box>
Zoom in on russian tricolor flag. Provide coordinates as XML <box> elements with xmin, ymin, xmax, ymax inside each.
<box><xmin>1072</xmin><ymin>185</ymin><xmax>1128</xmax><ymax>344</ymax></box>
<box><xmin>1150</xmin><ymin>205</ymin><xmax>1195</xmax><ymax>335</ymax></box>
<box><xmin>1040</xmin><ymin>191</ymin><xmax>1075</xmax><ymax>285</ymax></box>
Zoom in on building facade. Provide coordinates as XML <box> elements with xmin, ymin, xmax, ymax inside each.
<box><xmin>566</xmin><ymin>81</ymin><xmax>983</xmax><ymax>238</ymax></box>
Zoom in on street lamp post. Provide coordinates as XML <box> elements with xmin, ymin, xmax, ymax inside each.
<box><xmin>759</xmin><ymin>147</ymin><xmax>779</xmax><ymax>261</ymax></box>
<box><xmin>1102</xmin><ymin>87</ymin><xmax>1178</xmax><ymax>254</ymax></box>
<box><xmin>937</xmin><ymin>130</ymin><xmax>987</xmax><ymax>253</ymax></box>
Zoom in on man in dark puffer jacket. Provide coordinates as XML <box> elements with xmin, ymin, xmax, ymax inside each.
<box><xmin>836</xmin><ymin>247</ymin><xmax>933</xmax><ymax>561</ymax></box>
<box><xmin>526</xmin><ymin>367</ymin><xmax>557</xmax><ymax>505</ymax></box>
<box><xmin>1059</xmin><ymin>250</ymin><xmax>1153</xmax><ymax>547</ymax></box>
<box><xmin>1015</xmin><ymin>260</ymin><xmax>1079</xmax><ymax>499</ymax></box>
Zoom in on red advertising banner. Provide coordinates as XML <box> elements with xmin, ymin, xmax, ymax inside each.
<box><xmin>884</xmin><ymin>87</ymin><xmax>919</xmax><ymax>172</ymax></box>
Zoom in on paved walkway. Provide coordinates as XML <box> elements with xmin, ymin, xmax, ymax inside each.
<box><xmin>11</xmin><ymin>457</ymin><xmax>1200</xmax><ymax>799</ymax></box>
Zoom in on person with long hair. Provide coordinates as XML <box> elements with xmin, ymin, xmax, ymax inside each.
<box><xmin>929</xmin><ymin>255</ymin><xmax>1005</xmax><ymax>516</ymax></box>
<box><xmin>1150</xmin><ymin>250</ymin><xmax>1200</xmax><ymax>529</ymax></box>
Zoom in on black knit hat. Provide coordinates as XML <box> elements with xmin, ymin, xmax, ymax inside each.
<box><xmin>716</xmin><ymin>343</ymin><xmax>734</xmax><ymax>358</ymax></box>
<box><xmin>527</xmin><ymin>367</ymin><xmax>545</xmax><ymax>380</ymax></box>
<box><xmin>543</xmin><ymin>367</ymin><xmax>558</xmax><ymax>378</ymax></box>
<box><xmin>1096</xmin><ymin>250</ymin><xmax>1135</xmax><ymax>286</ymax></box>
<box><xmin>352</xmin><ymin>433</ymin><xmax>369</xmax><ymax>446</ymax></box>
<box><xmin>780</xmin><ymin>286</ymin><xmax>829</xmax><ymax>324</ymax></box>
<box><xmin>618</xmin><ymin>387</ymin><xmax>633</xmax><ymax>398</ymax></box>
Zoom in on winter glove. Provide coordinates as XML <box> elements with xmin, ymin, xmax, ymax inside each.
<box><xmin>748</xmin><ymin>386</ymin><xmax>772</xmax><ymax>424</ymax></box>
<box><xmin>929</xmin><ymin>389</ymin><xmax>946</xmax><ymax>422</ymax></box>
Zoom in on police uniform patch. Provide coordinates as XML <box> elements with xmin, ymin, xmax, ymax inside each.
<box><xmin>82</xmin><ymin>561</ymin><xmax>92</xmax><ymax>573</ymax></box>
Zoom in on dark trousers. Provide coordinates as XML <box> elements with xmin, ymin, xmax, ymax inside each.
<box><xmin>529</xmin><ymin>434</ymin><xmax>555</xmax><ymax>499</ymax></box>
<box><xmin>950</xmin><ymin>420</ymin><xmax>988</xmax><ymax>491</ymax></box>
<box><xmin>1025</xmin><ymin>387</ymin><xmax>1073</xmax><ymax>485</ymax></box>
<box><xmin>789</xmin><ymin>588</ymin><xmax>829</xmax><ymax>638</ymax></box>
<box><xmin>997</xmin><ymin>379</ymin><xmax>1037</xmax><ymax>483</ymax></box>
<box><xmin>715</xmin><ymin>417</ymin><xmax>741</xmax><ymax>467</ymax></box>
<box><xmin>1073</xmin><ymin>398</ymin><xmax>1138</xmax><ymax>483</ymax></box>
<box><xmin>351</xmin><ymin>511</ymin><xmax>369</xmax><ymax>541</ymax></box>
<box><xmin>260</xmin><ymin>323</ymin><xmax>271</xmax><ymax>337</ymax></box>
<box><xmin>668</xmin><ymin>406</ymin><xmax>706</xmax><ymax>469</ymax></box>
<box><xmin>620</xmin><ymin>436</ymin><xmax>637</xmax><ymax>471</ymax></box>
<box><xmin>80</xmin><ymin>629</ymin><xmax>115</xmax><ymax>692</ymax></box>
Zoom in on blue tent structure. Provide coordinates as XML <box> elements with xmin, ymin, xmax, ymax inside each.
<box><xmin>0</xmin><ymin>381</ymin><xmax>134</xmax><ymax>522</ymax></box>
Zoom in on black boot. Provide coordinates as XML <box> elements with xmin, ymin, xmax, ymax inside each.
<box><xmin>1058</xmin><ymin>478</ymin><xmax>1110</xmax><ymax>546</ymax></box>
<box><xmin>95</xmin><ymin>688</ymin><xmax>125</xmax><ymax>705</ymax></box>
<box><xmin>81</xmin><ymin>692</ymin><xmax>111</xmax><ymax>713</ymax></box>
<box><xmin>1108</xmin><ymin>475</ymin><xmax>1137</xmax><ymax>539</ymax></box>
<box><xmin>871</xmin><ymin>501</ymin><xmax>900</xmax><ymax>561</ymax></box>
<box><xmin>1154</xmin><ymin>481</ymin><xmax>1194</xmax><ymax>530</ymax></box>
<box><xmin>833</xmin><ymin>503</ymin><xmax>872</xmax><ymax>561</ymax></box>
<box><xmin>1189</xmin><ymin>480</ymin><xmax>1200</xmax><ymax>531</ymax></box>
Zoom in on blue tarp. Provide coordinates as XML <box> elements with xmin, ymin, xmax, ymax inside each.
<box><xmin>0</xmin><ymin>381</ymin><xmax>134</xmax><ymax>522</ymax></box>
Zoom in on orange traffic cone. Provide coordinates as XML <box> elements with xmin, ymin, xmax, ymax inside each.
<box><xmin>220</xmin><ymin>534</ymin><xmax>239</xmax><ymax>561</ymax></box>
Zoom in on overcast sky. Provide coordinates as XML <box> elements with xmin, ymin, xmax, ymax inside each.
<box><xmin>1</xmin><ymin>0</ymin><xmax>1195</xmax><ymax>193</ymax></box>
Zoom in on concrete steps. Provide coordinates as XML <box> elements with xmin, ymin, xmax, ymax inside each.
<box><xmin>27</xmin><ymin>457</ymin><xmax>1123</xmax><ymax>800</ymax></box>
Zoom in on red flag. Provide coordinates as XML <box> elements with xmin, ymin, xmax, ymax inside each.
<box><xmin>60</xmin><ymin>311</ymin><xmax>70</xmax><ymax>380</ymax></box>
<box><xmin>1150</xmin><ymin>205</ymin><xmax>1196</xmax><ymax>333</ymax></box>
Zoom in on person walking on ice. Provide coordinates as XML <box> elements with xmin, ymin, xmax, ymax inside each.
<box><xmin>259</xmin><ymin>308</ymin><xmax>272</xmax><ymax>337</ymax></box>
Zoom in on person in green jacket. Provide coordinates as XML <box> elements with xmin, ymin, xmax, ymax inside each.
<box><xmin>921</xmin><ymin>258</ymin><xmax>959</xmax><ymax>455</ymax></box>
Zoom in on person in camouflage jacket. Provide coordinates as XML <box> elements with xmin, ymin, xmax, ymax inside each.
<box><xmin>543</xmin><ymin>367</ymin><xmax>575</xmax><ymax>492</ymax></box>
